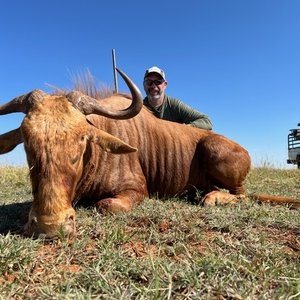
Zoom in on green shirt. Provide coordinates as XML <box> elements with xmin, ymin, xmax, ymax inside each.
<box><xmin>143</xmin><ymin>95</ymin><xmax>212</xmax><ymax>130</ymax></box>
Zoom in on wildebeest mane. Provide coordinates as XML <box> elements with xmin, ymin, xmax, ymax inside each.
<box><xmin>50</xmin><ymin>70</ymin><xmax>133</xmax><ymax>101</ymax></box>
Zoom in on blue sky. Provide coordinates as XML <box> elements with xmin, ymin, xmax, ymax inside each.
<box><xmin>0</xmin><ymin>0</ymin><xmax>299</xmax><ymax>168</ymax></box>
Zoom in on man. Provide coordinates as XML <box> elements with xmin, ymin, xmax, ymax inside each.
<box><xmin>143</xmin><ymin>66</ymin><xmax>212</xmax><ymax>130</ymax></box>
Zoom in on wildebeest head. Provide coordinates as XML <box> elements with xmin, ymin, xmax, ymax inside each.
<box><xmin>0</xmin><ymin>69</ymin><xmax>143</xmax><ymax>239</ymax></box>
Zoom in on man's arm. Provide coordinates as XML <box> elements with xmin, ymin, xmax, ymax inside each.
<box><xmin>189</xmin><ymin>114</ymin><xmax>212</xmax><ymax>130</ymax></box>
<box><xmin>169</xmin><ymin>98</ymin><xmax>213</xmax><ymax>130</ymax></box>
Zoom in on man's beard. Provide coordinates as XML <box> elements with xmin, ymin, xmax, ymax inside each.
<box><xmin>147</xmin><ymin>92</ymin><xmax>161</xmax><ymax>101</ymax></box>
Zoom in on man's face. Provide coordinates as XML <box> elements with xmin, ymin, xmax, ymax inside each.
<box><xmin>143</xmin><ymin>73</ymin><xmax>167</xmax><ymax>101</ymax></box>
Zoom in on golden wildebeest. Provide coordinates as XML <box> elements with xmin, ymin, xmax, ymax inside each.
<box><xmin>0</xmin><ymin>68</ymin><xmax>299</xmax><ymax>239</ymax></box>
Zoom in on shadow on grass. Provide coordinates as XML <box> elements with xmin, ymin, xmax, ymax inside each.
<box><xmin>0</xmin><ymin>201</ymin><xmax>31</xmax><ymax>235</ymax></box>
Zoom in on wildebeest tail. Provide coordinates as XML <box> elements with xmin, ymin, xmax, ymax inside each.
<box><xmin>249</xmin><ymin>193</ymin><xmax>300</xmax><ymax>209</ymax></box>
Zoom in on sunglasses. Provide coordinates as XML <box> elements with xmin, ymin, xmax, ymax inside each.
<box><xmin>144</xmin><ymin>79</ymin><xmax>165</xmax><ymax>86</ymax></box>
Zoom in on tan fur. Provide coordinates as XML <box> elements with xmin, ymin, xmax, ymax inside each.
<box><xmin>1</xmin><ymin>91</ymin><xmax>299</xmax><ymax>238</ymax></box>
<box><xmin>0</xmin><ymin>128</ymin><xmax>23</xmax><ymax>154</ymax></box>
<box><xmin>202</xmin><ymin>191</ymin><xmax>244</xmax><ymax>206</ymax></box>
<box><xmin>249</xmin><ymin>194</ymin><xmax>300</xmax><ymax>209</ymax></box>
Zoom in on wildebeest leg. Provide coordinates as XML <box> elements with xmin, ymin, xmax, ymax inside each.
<box><xmin>95</xmin><ymin>189</ymin><xmax>148</xmax><ymax>213</ymax></box>
<box><xmin>202</xmin><ymin>191</ymin><xmax>246</xmax><ymax>206</ymax></box>
<box><xmin>198</xmin><ymin>134</ymin><xmax>251</xmax><ymax>203</ymax></box>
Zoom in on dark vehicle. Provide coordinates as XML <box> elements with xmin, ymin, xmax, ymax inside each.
<box><xmin>287</xmin><ymin>123</ymin><xmax>300</xmax><ymax>169</ymax></box>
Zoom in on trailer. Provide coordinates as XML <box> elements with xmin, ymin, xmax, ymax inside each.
<box><xmin>287</xmin><ymin>123</ymin><xmax>300</xmax><ymax>169</ymax></box>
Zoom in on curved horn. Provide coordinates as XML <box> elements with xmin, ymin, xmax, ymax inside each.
<box><xmin>0</xmin><ymin>90</ymin><xmax>46</xmax><ymax>115</ymax></box>
<box><xmin>67</xmin><ymin>68</ymin><xmax>143</xmax><ymax>119</ymax></box>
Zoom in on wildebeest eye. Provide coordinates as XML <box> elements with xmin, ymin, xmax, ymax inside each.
<box><xmin>70</xmin><ymin>155</ymin><xmax>80</xmax><ymax>165</ymax></box>
<box><xmin>80</xmin><ymin>135</ymin><xmax>87</xmax><ymax>143</ymax></box>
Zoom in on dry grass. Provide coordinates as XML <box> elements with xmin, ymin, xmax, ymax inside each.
<box><xmin>0</xmin><ymin>166</ymin><xmax>299</xmax><ymax>299</ymax></box>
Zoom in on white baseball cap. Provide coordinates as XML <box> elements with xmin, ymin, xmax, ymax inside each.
<box><xmin>144</xmin><ymin>66</ymin><xmax>166</xmax><ymax>80</ymax></box>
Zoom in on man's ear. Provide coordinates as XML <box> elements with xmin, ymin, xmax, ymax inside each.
<box><xmin>91</xmin><ymin>128</ymin><xmax>137</xmax><ymax>154</ymax></box>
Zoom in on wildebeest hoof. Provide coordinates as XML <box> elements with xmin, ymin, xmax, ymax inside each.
<box><xmin>202</xmin><ymin>191</ymin><xmax>239</xmax><ymax>206</ymax></box>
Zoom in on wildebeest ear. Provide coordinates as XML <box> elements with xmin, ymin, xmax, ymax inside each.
<box><xmin>0</xmin><ymin>128</ymin><xmax>23</xmax><ymax>154</ymax></box>
<box><xmin>91</xmin><ymin>128</ymin><xmax>137</xmax><ymax>154</ymax></box>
